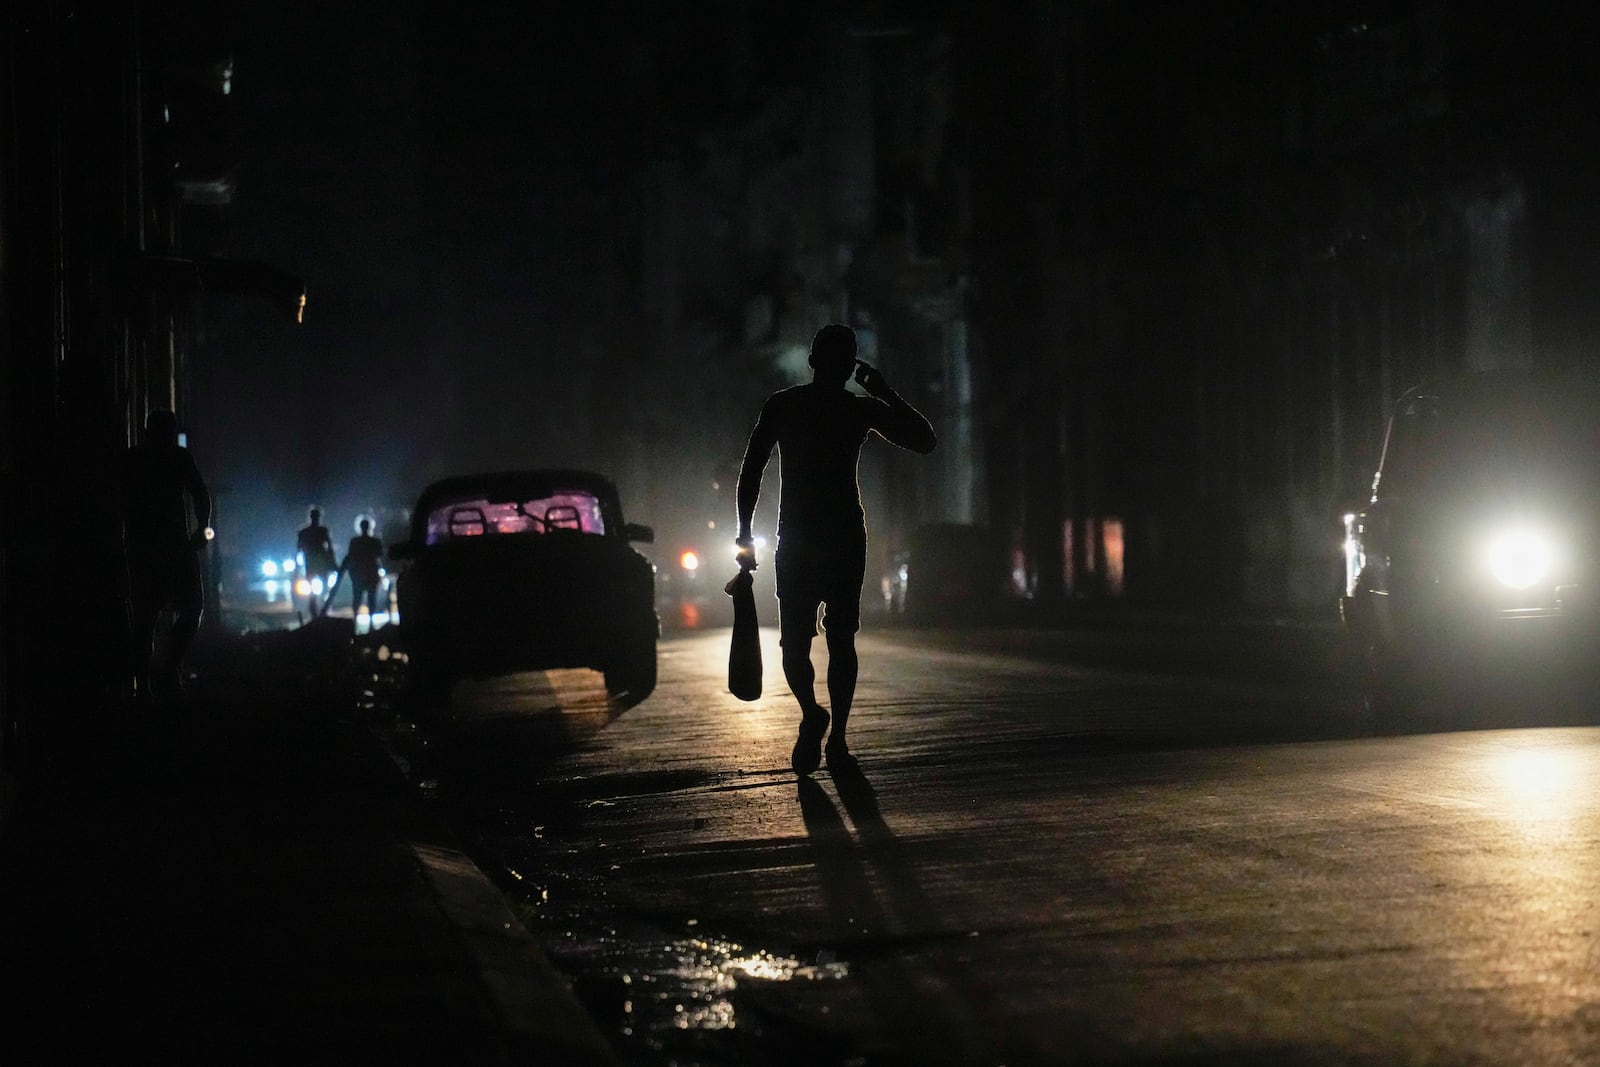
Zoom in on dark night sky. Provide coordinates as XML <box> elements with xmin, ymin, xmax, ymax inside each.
<box><xmin>197</xmin><ymin>0</ymin><xmax>838</xmax><ymax>559</ymax></box>
<box><xmin>187</xmin><ymin>1</ymin><xmax>1600</xmax><ymax>571</ymax></box>
<box><xmin>201</xmin><ymin>3</ymin><xmax>630</xmax><ymax>552</ymax></box>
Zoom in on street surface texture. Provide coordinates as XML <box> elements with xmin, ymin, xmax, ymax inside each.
<box><xmin>374</xmin><ymin>620</ymin><xmax>1600</xmax><ymax>1066</ymax></box>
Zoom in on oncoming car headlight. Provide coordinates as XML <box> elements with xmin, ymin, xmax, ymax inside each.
<box><xmin>1483</xmin><ymin>527</ymin><xmax>1554</xmax><ymax>590</ymax></box>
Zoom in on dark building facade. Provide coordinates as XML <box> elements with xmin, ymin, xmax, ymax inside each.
<box><xmin>959</xmin><ymin>2</ymin><xmax>1598</xmax><ymax>615</ymax></box>
<box><xmin>1</xmin><ymin>1</ymin><xmax>302</xmax><ymax>824</ymax></box>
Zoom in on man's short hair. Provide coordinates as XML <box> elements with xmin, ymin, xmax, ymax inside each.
<box><xmin>809</xmin><ymin>323</ymin><xmax>857</xmax><ymax>375</ymax></box>
<box><xmin>145</xmin><ymin>408</ymin><xmax>178</xmax><ymax>445</ymax></box>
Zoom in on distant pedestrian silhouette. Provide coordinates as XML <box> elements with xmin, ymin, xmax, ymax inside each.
<box><xmin>736</xmin><ymin>323</ymin><xmax>936</xmax><ymax>775</ymax></box>
<box><xmin>296</xmin><ymin>507</ymin><xmax>337</xmax><ymax>617</ymax></box>
<box><xmin>120</xmin><ymin>408</ymin><xmax>212</xmax><ymax>706</ymax></box>
<box><xmin>341</xmin><ymin>518</ymin><xmax>384</xmax><ymax>616</ymax></box>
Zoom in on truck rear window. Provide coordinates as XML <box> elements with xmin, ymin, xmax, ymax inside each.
<box><xmin>424</xmin><ymin>492</ymin><xmax>607</xmax><ymax>543</ymax></box>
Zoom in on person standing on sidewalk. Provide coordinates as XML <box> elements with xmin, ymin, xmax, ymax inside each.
<box><xmin>735</xmin><ymin>323</ymin><xmax>936</xmax><ymax>775</ymax></box>
<box><xmin>121</xmin><ymin>408</ymin><xmax>212</xmax><ymax>707</ymax></box>
<box><xmin>341</xmin><ymin>517</ymin><xmax>384</xmax><ymax>618</ymax></box>
<box><xmin>296</xmin><ymin>507</ymin><xmax>337</xmax><ymax>617</ymax></box>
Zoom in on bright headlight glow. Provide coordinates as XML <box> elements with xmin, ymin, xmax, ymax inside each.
<box><xmin>261</xmin><ymin>560</ymin><xmax>280</xmax><ymax>578</ymax></box>
<box><xmin>1484</xmin><ymin>528</ymin><xmax>1554</xmax><ymax>590</ymax></box>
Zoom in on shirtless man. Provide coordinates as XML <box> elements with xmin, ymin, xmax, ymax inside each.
<box><xmin>735</xmin><ymin>324</ymin><xmax>936</xmax><ymax>775</ymax></box>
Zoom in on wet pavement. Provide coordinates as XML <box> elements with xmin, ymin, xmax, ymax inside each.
<box><xmin>388</xmin><ymin>621</ymin><xmax>1600</xmax><ymax>1066</ymax></box>
<box><xmin>10</xmin><ymin>605</ymin><xmax>1597</xmax><ymax>1064</ymax></box>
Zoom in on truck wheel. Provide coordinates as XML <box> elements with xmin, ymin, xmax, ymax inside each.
<box><xmin>605</xmin><ymin>636</ymin><xmax>657</xmax><ymax>706</ymax></box>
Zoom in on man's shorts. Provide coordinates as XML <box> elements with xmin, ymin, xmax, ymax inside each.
<box><xmin>774</xmin><ymin>533</ymin><xmax>866</xmax><ymax>646</ymax></box>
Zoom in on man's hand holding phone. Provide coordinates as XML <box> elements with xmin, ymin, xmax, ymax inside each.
<box><xmin>854</xmin><ymin>359</ymin><xmax>891</xmax><ymax>398</ymax></box>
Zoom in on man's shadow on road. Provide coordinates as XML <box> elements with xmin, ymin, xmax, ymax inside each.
<box><xmin>795</xmin><ymin>768</ymin><xmax>1026</xmax><ymax>1065</ymax></box>
<box><xmin>796</xmin><ymin>767</ymin><xmax>946</xmax><ymax>961</ymax></box>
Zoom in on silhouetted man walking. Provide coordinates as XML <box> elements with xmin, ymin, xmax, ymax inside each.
<box><xmin>121</xmin><ymin>408</ymin><xmax>212</xmax><ymax>706</ymax></box>
<box><xmin>736</xmin><ymin>323</ymin><xmax>936</xmax><ymax>775</ymax></box>
<box><xmin>297</xmin><ymin>506</ymin><xmax>336</xmax><ymax>617</ymax></box>
<box><xmin>342</xmin><ymin>518</ymin><xmax>384</xmax><ymax>617</ymax></box>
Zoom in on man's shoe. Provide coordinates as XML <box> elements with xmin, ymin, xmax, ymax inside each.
<box><xmin>791</xmin><ymin>707</ymin><xmax>829</xmax><ymax>776</ymax></box>
<box><xmin>825</xmin><ymin>742</ymin><xmax>859</xmax><ymax>775</ymax></box>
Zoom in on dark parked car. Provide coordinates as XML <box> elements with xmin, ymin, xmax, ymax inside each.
<box><xmin>388</xmin><ymin>469</ymin><xmax>658</xmax><ymax>712</ymax></box>
<box><xmin>1341</xmin><ymin>372</ymin><xmax>1600</xmax><ymax>717</ymax></box>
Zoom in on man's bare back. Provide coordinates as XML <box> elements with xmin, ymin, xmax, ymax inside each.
<box><xmin>735</xmin><ymin>324</ymin><xmax>935</xmax><ymax>775</ymax></box>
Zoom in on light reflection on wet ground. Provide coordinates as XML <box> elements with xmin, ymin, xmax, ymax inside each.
<box><xmin>642</xmin><ymin>935</ymin><xmax>848</xmax><ymax>1034</ymax></box>
<box><xmin>347</xmin><ymin>634</ymin><xmax>854</xmax><ymax>1062</ymax></box>
<box><xmin>346</xmin><ymin>626</ymin><xmax>1600</xmax><ymax>1063</ymax></box>
<box><xmin>511</xmin><ymin>873</ymin><xmax>851</xmax><ymax>1060</ymax></box>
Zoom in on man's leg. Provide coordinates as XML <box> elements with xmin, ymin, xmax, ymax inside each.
<box><xmin>128</xmin><ymin>571</ymin><xmax>159</xmax><ymax>706</ymax></box>
<box><xmin>778</xmin><ymin>595</ymin><xmax>829</xmax><ymax>776</ymax></box>
<box><xmin>823</xmin><ymin>629</ymin><xmax>858</xmax><ymax>747</ymax></box>
<box><xmin>355</xmin><ymin>582</ymin><xmax>376</xmax><ymax>631</ymax></box>
<box><xmin>161</xmin><ymin>553</ymin><xmax>205</xmax><ymax>696</ymax></box>
<box><xmin>781</xmin><ymin>631</ymin><xmax>817</xmax><ymax>709</ymax></box>
<box><xmin>819</xmin><ymin>546</ymin><xmax>865</xmax><ymax>765</ymax></box>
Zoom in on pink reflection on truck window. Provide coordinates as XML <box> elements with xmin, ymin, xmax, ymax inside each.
<box><xmin>425</xmin><ymin>492</ymin><xmax>607</xmax><ymax>544</ymax></box>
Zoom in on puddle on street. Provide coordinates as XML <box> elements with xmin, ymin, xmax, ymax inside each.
<box><xmin>349</xmin><ymin>644</ymin><xmax>857</xmax><ymax>1062</ymax></box>
<box><xmin>503</xmin><ymin>857</ymin><xmax>851</xmax><ymax>1063</ymax></box>
<box><xmin>609</xmin><ymin>934</ymin><xmax>847</xmax><ymax>1035</ymax></box>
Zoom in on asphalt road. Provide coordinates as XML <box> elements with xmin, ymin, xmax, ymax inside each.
<box><xmin>384</xmin><ymin>621</ymin><xmax>1600</xmax><ymax>1066</ymax></box>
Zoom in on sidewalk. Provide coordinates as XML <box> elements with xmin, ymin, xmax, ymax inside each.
<box><xmin>0</xmin><ymin>622</ymin><xmax>618</xmax><ymax>1066</ymax></box>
